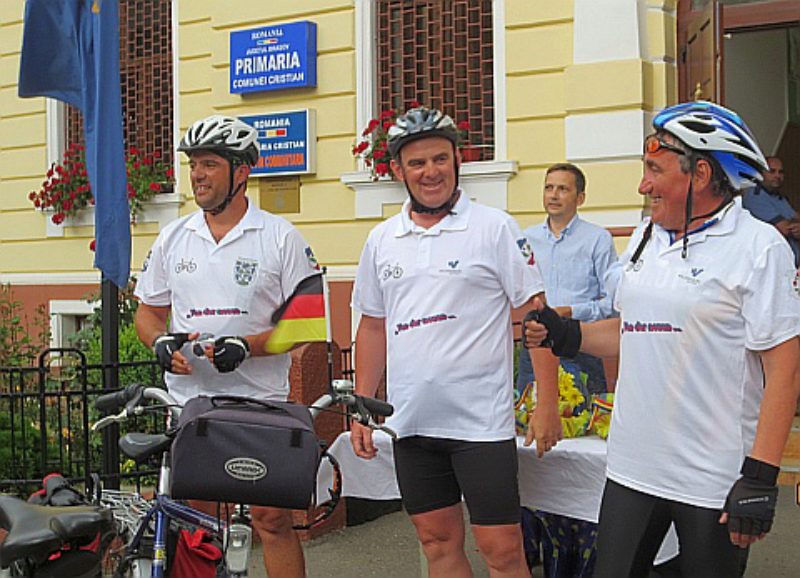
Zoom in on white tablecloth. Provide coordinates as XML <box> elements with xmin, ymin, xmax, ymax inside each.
<box><xmin>316</xmin><ymin>432</ymin><xmax>678</xmax><ymax>563</ymax></box>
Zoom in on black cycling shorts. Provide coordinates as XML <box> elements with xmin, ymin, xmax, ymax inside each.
<box><xmin>392</xmin><ymin>436</ymin><xmax>521</xmax><ymax>526</ymax></box>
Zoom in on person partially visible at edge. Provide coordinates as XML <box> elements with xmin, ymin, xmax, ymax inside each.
<box><xmin>133</xmin><ymin>115</ymin><xmax>320</xmax><ymax>578</ymax></box>
<box><xmin>350</xmin><ymin>105</ymin><xmax>561</xmax><ymax>578</ymax></box>
<box><xmin>516</xmin><ymin>163</ymin><xmax>618</xmax><ymax>395</ymax></box>
<box><xmin>524</xmin><ymin>101</ymin><xmax>800</xmax><ymax>578</ymax></box>
<box><xmin>742</xmin><ymin>155</ymin><xmax>800</xmax><ymax>266</ymax></box>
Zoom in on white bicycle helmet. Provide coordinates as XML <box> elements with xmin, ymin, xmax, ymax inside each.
<box><xmin>653</xmin><ymin>101</ymin><xmax>768</xmax><ymax>190</ymax></box>
<box><xmin>387</xmin><ymin>107</ymin><xmax>460</xmax><ymax>159</ymax></box>
<box><xmin>178</xmin><ymin>115</ymin><xmax>259</xmax><ymax>166</ymax></box>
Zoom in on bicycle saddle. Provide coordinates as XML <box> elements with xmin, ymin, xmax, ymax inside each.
<box><xmin>119</xmin><ymin>432</ymin><xmax>173</xmax><ymax>463</ymax></box>
<box><xmin>0</xmin><ymin>495</ymin><xmax>112</xmax><ymax>566</ymax></box>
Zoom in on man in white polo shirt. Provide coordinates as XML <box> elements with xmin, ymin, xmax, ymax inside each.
<box><xmin>134</xmin><ymin>115</ymin><xmax>318</xmax><ymax>578</ymax></box>
<box><xmin>524</xmin><ymin>101</ymin><xmax>800</xmax><ymax>578</ymax></box>
<box><xmin>351</xmin><ymin>106</ymin><xmax>561</xmax><ymax>578</ymax></box>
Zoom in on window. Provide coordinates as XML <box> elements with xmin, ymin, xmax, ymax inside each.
<box><xmin>49</xmin><ymin>300</ymin><xmax>95</xmax><ymax>349</ymax></box>
<box><xmin>376</xmin><ymin>0</ymin><xmax>494</xmax><ymax>161</ymax></box>
<box><xmin>66</xmin><ymin>0</ymin><xmax>173</xmax><ymax>166</ymax></box>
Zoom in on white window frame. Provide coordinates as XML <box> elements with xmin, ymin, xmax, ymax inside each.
<box><xmin>49</xmin><ymin>299</ymin><xmax>96</xmax><ymax>349</ymax></box>
<box><xmin>344</xmin><ymin>0</ymin><xmax>516</xmax><ymax>217</ymax></box>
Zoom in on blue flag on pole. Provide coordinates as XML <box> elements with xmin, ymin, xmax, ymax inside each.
<box><xmin>18</xmin><ymin>0</ymin><xmax>130</xmax><ymax>288</ymax></box>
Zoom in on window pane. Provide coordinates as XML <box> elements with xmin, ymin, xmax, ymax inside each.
<box><xmin>66</xmin><ymin>0</ymin><xmax>174</xmax><ymax>167</ymax></box>
<box><xmin>376</xmin><ymin>0</ymin><xmax>494</xmax><ymax>160</ymax></box>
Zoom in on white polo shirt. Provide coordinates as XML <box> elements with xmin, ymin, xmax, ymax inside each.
<box><xmin>134</xmin><ymin>201</ymin><xmax>319</xmax><ymax>404</ymax></box>
<box><xmin>352</xmin><ymin>192</ymin><xmax>545</xmax><ymax>441</ymax></box>
<box><xmin>607</xmin><ymin>198</ymin><xmax>800</xmax><ymax>509</ymax></box>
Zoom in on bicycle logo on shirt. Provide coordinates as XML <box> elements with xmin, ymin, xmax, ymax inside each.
<box><xmin>381</xmin><ymin>263</ymin><xmax>404</xmax><ymax>281</ymax></box>
<box><xmin>175</xmin><ymin>258</ymin><xmax>197</xmax><ymax>274</ymax></box>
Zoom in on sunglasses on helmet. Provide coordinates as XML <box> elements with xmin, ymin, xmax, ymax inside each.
<box><xmin>644</xmin><ymin>135</ymin><xmax>686</xmax><ymax>156</ymax></box>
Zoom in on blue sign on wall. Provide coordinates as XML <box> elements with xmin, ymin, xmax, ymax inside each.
<box><xmin>240</xmin><ymin>110</ymin><xmax>316</xmax><ymax>177</ymax></box>
<box><xmin>230</xmin><ymin>21</ymin><xmax>317</xmax><ymax>94</ymax></box>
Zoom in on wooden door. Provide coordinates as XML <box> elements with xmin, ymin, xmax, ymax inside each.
<box><xmin>680</xmin><ymin>0</ymin><xmax>722</xmax><ymax>103</ymax></box>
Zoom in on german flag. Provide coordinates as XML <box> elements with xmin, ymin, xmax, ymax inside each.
<box><xmin>265</xmin><ymin>273</ymin><xmax>328</xmax><ymax>354</ymax></box>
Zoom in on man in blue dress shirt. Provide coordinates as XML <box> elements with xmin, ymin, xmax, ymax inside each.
<box><xmin>517</xmin><ymin>163</ymin><xmax>617</xmax><ymax>394</ymax></box>
<box><xmin>742</xmin><ymin>156</ymin><xmax>800</xmax><ymax>266</ymax></box>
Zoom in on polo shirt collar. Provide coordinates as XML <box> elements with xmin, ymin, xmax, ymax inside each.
<box><xmin>395</xmin><ymin>188</ymin><xmax>471</xmax><ymax>237</ymax></box>
<box><xmin>656</xmin><ymin>196</ymin><xmax>740</xmax><ymax>251</ymax></box>
<box><xmin>184</xmin><ymin>198</ymin><xmax>263</xmax><ymax>244</ymax></box>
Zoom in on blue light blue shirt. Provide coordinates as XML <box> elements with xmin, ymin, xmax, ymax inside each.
<box><xmin>523</xmin><ymin>215</ymin><xmax>618</xmax><ymax>321</ymax></box>
<box><xmin>742</xmin><ymin>184</ymin><xmax>800</xmax><ymax>266</ymax></box>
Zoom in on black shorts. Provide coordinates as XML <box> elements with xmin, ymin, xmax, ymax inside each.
<box><xmin>392</xmin><ymin>436</ymin><xmax>521</xmax><ymax>526</ymax></box>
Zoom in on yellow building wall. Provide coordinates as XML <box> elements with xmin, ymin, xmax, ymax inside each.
<box><xmin>507</xmin><ymin>0</ymin><xmax>677</xmax><ymax>232</ymax></box>
<box><xmin>0</xmin><ymin>0</ymin><xmax>679</xmax><ymax>281</ymax></box>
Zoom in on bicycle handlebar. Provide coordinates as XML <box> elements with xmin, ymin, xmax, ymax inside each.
<box><xmin>311</xmin><ymin>379</ymin><xmax>397</xmax><ymax>438</ymax></box>
<box><xmin>92</xmin><ymin>386</ymin><xmax>181</xmax><ymax>432</ymax></box>
<box><xmin>93</xmin><ymin>379</ymin><xmax>395</xmax><ymax>436</ymax></box>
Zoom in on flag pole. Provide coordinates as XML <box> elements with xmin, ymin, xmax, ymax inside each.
<box><xmin>321</xmin><ymin>267</ymin><xmax>334</xmax><ymax>393</ymax></box>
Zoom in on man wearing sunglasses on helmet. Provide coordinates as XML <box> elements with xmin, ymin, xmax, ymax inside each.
<box><xmin>523</xmin><ymin>102</ymin><xmax>800</xmax><ymax>577</ymax></box>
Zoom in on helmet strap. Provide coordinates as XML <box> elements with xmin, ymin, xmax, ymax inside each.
<box><xmin>203</xmin><ymin>160</ymin><xmax>244</xmax><ymax>216</ymax></box>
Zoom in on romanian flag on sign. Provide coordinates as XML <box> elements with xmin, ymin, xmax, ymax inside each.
<box><xmin>265</xmin><ymin>273</ymin><xmax>328</xmax><ymax>354</ymax></box>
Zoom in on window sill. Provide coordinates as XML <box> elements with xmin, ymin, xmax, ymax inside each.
<box><xmin>341</xmin><ymin>159</ymin><xmax>518</xmax><ymax>219</ymax></box>
<box><xmin>44</xmin><ymin>192</ymin><xmax>182</xmax><ymax>237</ymax></box>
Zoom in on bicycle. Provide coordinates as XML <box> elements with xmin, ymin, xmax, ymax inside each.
<box><xmin>0</xmin><ymin>379</ymin><xmax>393</xmax><ymax>578</ymax></box>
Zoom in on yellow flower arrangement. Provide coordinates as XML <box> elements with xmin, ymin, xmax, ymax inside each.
<box><xmin>514</xmin><ymin>367</ymin><xmax>615</xmax><ymax>439</ymax></box>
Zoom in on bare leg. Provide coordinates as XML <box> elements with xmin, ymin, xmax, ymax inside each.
<box><xmin>472</xmin><ymin>523</ymin><xmax>531</xmax><ymax>578</ymax></box>
<box><xmin>251</xmin><ymin>506</ymin><xmax>305</xmax><ymax>578</ymax></box>
<box><xmin>410</xmin><ymin>503</ymin><xmax>473</xmax><ymax>578</ymax></box>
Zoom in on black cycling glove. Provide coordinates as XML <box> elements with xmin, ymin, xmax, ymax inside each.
<box><xmin>152</xmin><ymin>333</ymin><xmax>190</xmax><ymax>373</ymax></box>
<box><xmin>723</xmin><ymin>456</ymin><xmax>779</xmax><ymax>537</ymax></box>
<box><xmin>522</xmin><ymin>306</ymin><xmax>582</xmax><ymax>358</ymax></box>
<box><xmin>212</xmin><ymin>336</ymin><xmax>251</xmax><ymax>373</ymax></box>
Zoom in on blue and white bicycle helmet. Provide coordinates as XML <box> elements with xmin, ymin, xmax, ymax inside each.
<box><xmin>653</xmin><ymin>101</ymin><xmax>768</xmax><ymax>191</ymax></box>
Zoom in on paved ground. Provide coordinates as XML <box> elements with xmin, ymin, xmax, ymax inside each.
<box><xmin>248</xmin><ymin>486</ymin><xmax>799</xmax><ymax>577</ymax></box>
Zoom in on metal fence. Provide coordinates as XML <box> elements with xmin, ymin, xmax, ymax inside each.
<box><xmin>0</xmin><ymin>346</ymin><xmax>355</xmax><ymax>498</ymax></box>
<box><xmin>0</xmin><ymin>348</ymin><xmax>164</xmax><ymax>497</ymax></box>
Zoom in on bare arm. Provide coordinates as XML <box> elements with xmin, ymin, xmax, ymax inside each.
<box><xmin>773</xmin><ymin>218</ymin><xmax>793</xmax><ymax>238</ymax></box>
<box><xmin>351</xmin><ymin>314</ymin><xmax>387</xmax><ymax>459</ymax></box>
<box><xmin>354</xmin><ymin>314</ymin><xmax>387</xmax><ymax>398</ymax></box>
<box><xmin>134</xmin><ymin>302</ymin><xmax>170</xmax><ymax>349</ymax></box>
<box><xmin>517</xmin><ymin>293</ymin><xmax>562</xmax><ymax>456</ymax></box>
<box><xmin>749</xmin><ymin>337</ymin><xmax>800</xmax><ymax>466</ymax></box>
<box><xmin>579</xmin><ymin>318</ymin><xmax>622</xmax><ymax>359</ymax></box>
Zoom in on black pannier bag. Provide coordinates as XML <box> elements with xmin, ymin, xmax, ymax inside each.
<box><xmin>170</xmin><ymin>396</ymin><xmax>321</xmax><ymax>509</ymax></box>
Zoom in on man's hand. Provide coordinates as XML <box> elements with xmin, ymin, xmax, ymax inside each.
<box><xmin>524</xmin><ymin>402</ymin><xmax>562</xmax><ymax>458</ymax></box>
<box><xmin>720</xmin><ymin>457</ymin><xmax>779</xmax><ymax>548</ymax></box>
<box><xmin>350</xmin><ymin>420</ymin><xmax>378</xmax><ymax>460</ymax></box>
<box><xmin>523</xmin><ymin>298</ymin><xmax>582</xmax><ymax>358</ymax></box>
<box><xmin>786</xmin><ymin>221</ymin><xmax>800</xmax><ymax>239</ymax></box>
<box><xmin>153</xmin><ymin>333</ymin><xmax>191</xmax><ymax>374</ymax></box>
<box><xmin>211</xmin><ymin>336</ymin><xmax>251</xmax><ymax>373</ymax></box>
